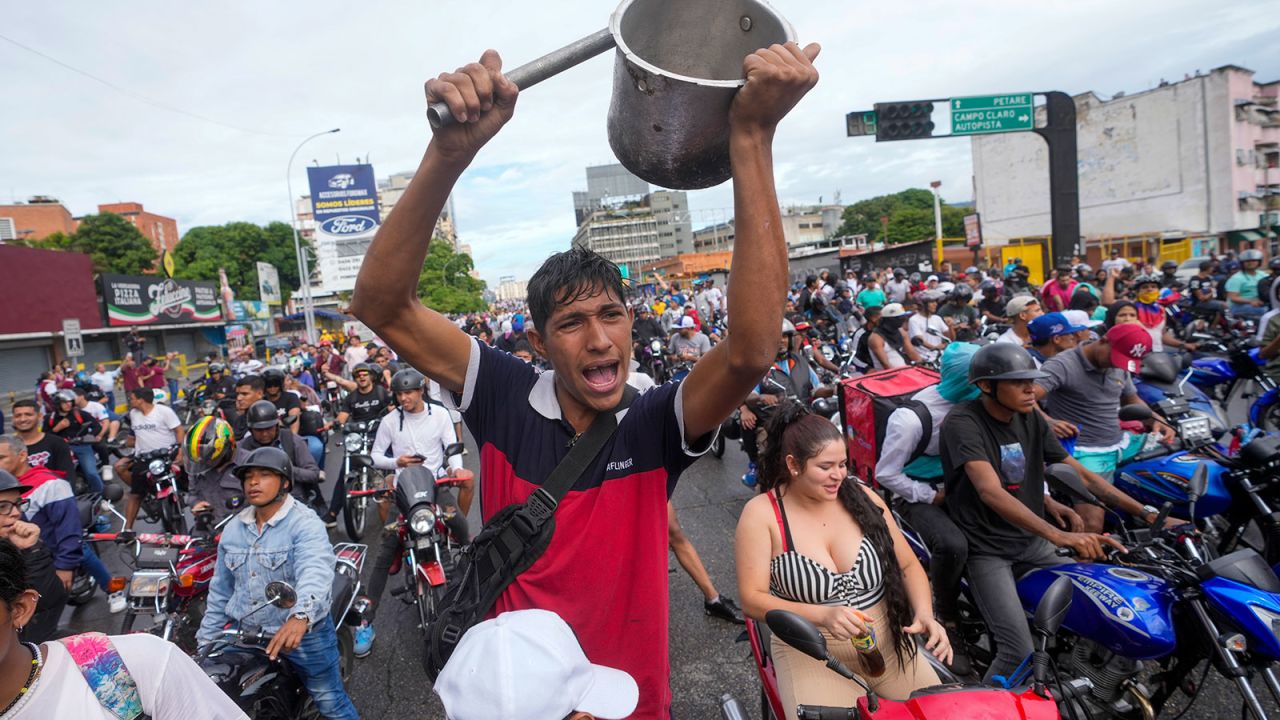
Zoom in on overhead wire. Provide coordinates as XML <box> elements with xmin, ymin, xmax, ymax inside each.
<box><xmin>0</xmin><ymin>32</ymin><xmax>302</xmax><ymax>138</ymax></box>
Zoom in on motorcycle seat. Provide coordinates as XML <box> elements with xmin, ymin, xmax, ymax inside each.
<box><xmin>330</xmin><ymin>567</ymin><xmax>356</xmax><ymax>625</ymax></box>
<box><xmin>1140</xmin><ymin>378</ymin><xmax>1183</xmax><ymax>398</ymax></box>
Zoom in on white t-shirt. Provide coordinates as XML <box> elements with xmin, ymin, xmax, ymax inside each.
<box><xmin>129</xmin><ymin>404</ymin><xmax>182</xmax><ymax>453</ymax></box>
<box><xmin>705</xmin><ymin>286</ymin><xmax>725</xmax><ymax>311</ymax></box>
<box><xmin>996</xmin><ymin>327</ymin><xmax>1027</xmax><ymax>347</ymax></box>
<box><xmin>9</xmin><ymin>634</ymin><xmax>248</xmax><ymax>720</ymax></box>
<box><xmin>344</xmin><ymin>345</ymin><xmax>369</xmax><ymax>369</ymax></box>
<box><xmin>908</xmin><ymin>314</ymin><xmax>949</xmax><ymax>361</ymax></box>
<box><xmin>89</xmin><ymin>370</ymin><xmax>118</xmax><ymax>393</ymax></box>
<box><xmin>370</xmin><ymin>403</ymin><xmax>464</xmax><ymax>477</ymax></box>
<box><xmin>81</xmin><ymin>401</ymin><xmax>110</xmax><ymax>423</ymax></box>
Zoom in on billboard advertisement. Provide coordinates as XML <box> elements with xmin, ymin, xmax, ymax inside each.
<box><xmin>256</xmin><ymin>262</ymin><xmax>281</xmax><ymax>304</ymax></box>
<box><xmin>100</xmin><ymin>274</ymin><xmax>223</xmax><ymax>327</ymax></box>
<box><xmin>306</xmin><ymin>164</ymin><xmax>381</xmax><ymax>293</ymax></box>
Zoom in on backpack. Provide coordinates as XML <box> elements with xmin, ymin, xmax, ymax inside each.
<box><xmin>838</xmin><ymin>367</ymin><xmax>940</xmax><ymax>485</ymax></box>
<box><xmin>60</xmin><ymin>632</ymin><xmax>150</xmax><ymax>720</ymax></box>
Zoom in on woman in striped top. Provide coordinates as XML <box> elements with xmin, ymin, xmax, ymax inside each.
<box><xmin>735</xmin><ymin>402</ymin><xmax>949</xmax><ymax>718</ymax></box>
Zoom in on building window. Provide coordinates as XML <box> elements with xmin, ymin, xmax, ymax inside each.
<box><xmin>0</xmin><ymin>217</ymin><xmax>14</xmax><ymax>242</ymax></box>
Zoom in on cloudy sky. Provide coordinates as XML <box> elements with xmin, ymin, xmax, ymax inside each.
<box><xmin>3</xmin><ymin>1</ymin><xmax>1277</xmax><ymax>284</ymax></box>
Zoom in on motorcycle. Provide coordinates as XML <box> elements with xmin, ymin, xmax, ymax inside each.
<box><xmin>322</xmin><ymin>380</ymin><xmax>345</xmax><ymax>419</ymax></box>
<box><xmin>746</xmin><ymin>577</ymin><xmax>1074</xmax><ymax>719</ymax></box>
<box><xmin>338</xmin><ymin>418</ymin><xmax>381</xmax><ymax>541</ymax></box>
<box><xmin>198</xmin><ymin>553</ymin><xmax>367</xmax><ymax>719</ymax></box>
<box><xmin>68</xmin><ymin>482</ymin><xmax>126</xmax><ymax>606</ymax></box>
<box><xmin>103</xmin><ymin>507</ymin><xmax>230</xmax><ymax>653</ymax></box>
<box><xmin>1187</xmin><ymin>335</ymin><xmax>1280</xmax><ymax>430</ymax></box>
<box><xmin>375</xmin><ymin>446</ymin><xmax>469</xmax><ymax>642</ymax></box>
<box><xmin>1036</xmin><ymin>465</ymin><xmax>1280</xmax><ymax>719</ymax></box>
<box><xmin>638</xmin><ymin>337</ymin><xmax>667</xmax><ymax>383</ymax></box>
<box><xmin>132</xmin><ymin>444</ymin><xmax>188</xmax><ymax>534</ymax></box>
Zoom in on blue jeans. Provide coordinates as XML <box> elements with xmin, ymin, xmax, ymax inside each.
<box><xmin>82</xmin><ymin>542</ymin><xmax>112</xmax><ymax>590</ymax></box>
<box><xmin>1232</xmin><ymin>302</ymin><xmax>1267</xmax><ymax>319</ymax></box>
<box><xmin>167</xmin><ymin>379</ymin><xmax>179</xmax><ymax>403</ymax></box>
<box><xmin>284</xmin><ymin>616</ymin><xmax>358</xmax><ymax>720</ymax></box>
<box><xmin>303</xmin><ymin>435</ymin><xmax>324</xmax><ymax>467</ymax></box>
<box><xmin>71</xmin><ymin>443</ymin><xmax>103</xmax><ymax>493</ymax></box>
<box><xmin>104</xmin><ymin>391</ymin><xmax>116</xmax><ymax>412</ymax></box>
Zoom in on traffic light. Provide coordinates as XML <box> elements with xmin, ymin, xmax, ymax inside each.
<box><xmin>874</xmin><ymin>101</ymin><xmax>935</xmax><ymax>141</ymax></box>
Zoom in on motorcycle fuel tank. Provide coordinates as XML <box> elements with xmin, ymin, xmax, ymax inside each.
<box><xmin>1115</xmin><ymin>452</ymin><xmax>1232</xmax><ymax>519</ymax></box>
<box><xmin>1188</xmin><ymin>356</ymin><xmax>1236</xmax><ymax>390</ymax></box>
<box><xmin>858</xmin><ymin>686</ymin><xmax>1060</xmax><ymax>719</ymax></box>
<box><xmin>1018</xmin><ymin>563</ymin><xmax>1177</xmax><ymax>660</ymax></box>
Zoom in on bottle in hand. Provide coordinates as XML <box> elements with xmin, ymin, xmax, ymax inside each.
<box><xmin>851</xmin><ymin>613</ymin><xmax>886</xmax><ymax>678</ymax></box>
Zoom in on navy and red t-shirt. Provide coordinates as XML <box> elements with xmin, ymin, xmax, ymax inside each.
<box><xmin>448</xmin><ymin>339</ymin><xmax>709</xmax><ymax>719</ymax></box>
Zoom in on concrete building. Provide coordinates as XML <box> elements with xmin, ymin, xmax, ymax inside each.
<box><xmin>971</xmin><ymin>65</ymin><xmax>1280</xmax><ymax>256</ymax></box>
<box><xmin>379</xmin><ymin>171</ymin><xmax>458</xmax><ymax>248</ymax></box>
<box><xmin>693</xmin><ymin>220</ymin><xmax>735</xmax><ymax>253</ymax></box>
<box><xmin>0</xmin><ymin>197</ymin><xmax>77</xmax><ymax>242</ymax></box>
<box><xmin>495</xmin><ymin>276</ymin><xmax>529</xmax><ymax>302</ymax></box>
<box><xmin>781</xmin><ymin>205</ymin><xmax>844</xmax><ymax>249</ymax></box>
<box><xmin>571</xmin><ymin>164</ymin><xmax>692</xmax><ymax>275</ymax></box>
<box><xmin>97</xmin><ymin>202</ymin><xmax>180</xmax><ymax>254</ymax></box>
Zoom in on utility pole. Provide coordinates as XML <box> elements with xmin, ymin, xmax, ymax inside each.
<box><xmin>930</xmin><ymin>180</ymin><xmax>944</xmax><ymax>268</ymax></box>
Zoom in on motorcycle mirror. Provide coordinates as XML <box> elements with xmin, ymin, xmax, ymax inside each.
<box><xmin>264</xmin><ymin>581</ymin><xmax>297</xmax><ymax>609</ymax></box>
<box><xmin>765</xmin><ymin>609</ymin><xmax>829</xmax><ymax>663</ymax></box>
<box><xmin>1118</xmin><ymin>404</ymin><xmax>1154</xmax><ymax>423</ymax></box>
<box><xmin>1033</xmin><ymin>576</ymin><xmax>1073</xmax><ymax>637</ymax></box>
<box><xmin>1044</xmin><ymin>463</ymin><xmax>1102</xmax><ymax>507</ymax></box>
<box><xmin>444</xmin><ymin>443</ymin><xmax>465</xmax><ymax>457</ymax></box>
<box><xmin>103</xmin><ymin>483</ymin><xmax>125</xmax><ymax>502</ymax></box>
<box><xmin>1187</xmin><ymin>464</ymin><xmax>1208</xmax><ymax>501</ymax></box>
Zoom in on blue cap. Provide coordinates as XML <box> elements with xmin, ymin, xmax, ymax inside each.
<box><xmin>1029</xmin><ymin>312</ymin><xmax>1087</xmax><ymax>344</ymax></box>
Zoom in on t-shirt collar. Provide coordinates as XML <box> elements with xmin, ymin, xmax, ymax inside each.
<box><xmin>528</xmin><ymin>368</ymin><xmax>633</xmax><ymax>424</ymax></box>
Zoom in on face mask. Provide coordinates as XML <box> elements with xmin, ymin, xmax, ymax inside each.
<box><xmin>1137</xmin><ymin>289</ymin><xmax>1159</xmax><ymax>304</ymax></box>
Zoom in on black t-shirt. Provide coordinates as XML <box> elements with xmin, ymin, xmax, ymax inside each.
<box><xmin>341</xmin><ymin>386</ymin><xmax>392</xmax><ymax>423</ymax></box>
<box><xmin>207</xmin><ymin>375</ymin><xmax>236</xmax><ymax>400</ymax></box>
<box><xmin>269</xmin><ymin>391</ymin><xmax>302</xmax><ymax>416</ymax></box>
<box><xmin>938</xmin><ymin>303</ymin><xmax>980</xmax><ymax>341</ymax></box>
<box><xmin>25</xmin><ymin>434</ymin><xmax>76</xmax><ymax>478</ymax></box>
<box><xmin>977</xmin><ymin>297</ymin><xmax>1004</xmax><ymax>319</ymax></box>
<box><xmin>43</xmin><ymin>408</ymin><xmax>101</xmax><ymax>442</ymax></box>
<box><xmin>940</xmin><ymin>400</ymin><xmax>1067</xmax><ymax>557</ymax></box>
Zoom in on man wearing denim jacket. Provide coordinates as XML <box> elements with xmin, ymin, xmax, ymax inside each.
<box><xmin>197</xmin><ymin>447</ymin><xmax>357</xmax><ymax>720</ymax></box>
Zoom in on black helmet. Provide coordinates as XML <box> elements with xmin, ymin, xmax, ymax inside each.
<box><xmin>1160</xmin><ymin>260</ymin><xmax>1178</xmax><ymax>272</ymax></box>
<box><xmin>246</xmin><ymin>399</ymin><xmax>280</xmax><ymax>430</ymax></box>
<box><xmin>949</xmin><ymin>285</ymin><xmax>974</xmax><ymax>302</ymax></box>
<box><xmin>969</xmin><ymin>343</ymin><xmax>1048</xmax><ymax>384</ymax></box>
<box><xmin>233</xmin><ymin>446</ymin><xmax>292</xmax><ymax>488</ymax></box>
<box><xmin>390</xmin><ymin>368</ymin><xmax>426</xmax><ymax>393</ymax></box>
<box><xmin>262</xmin><ymin>367</ymin><xmax>285</xmax><ymax>388</ymax></box>
<box><xmin>1269</xmin><ymin>257</ymin><xmax>1280</xmax><ymax>272</ymax></box>
<box><xmin>351</xmin><ymin>362</ymin><xmax>375</xmax><ymax>377</ymax></box>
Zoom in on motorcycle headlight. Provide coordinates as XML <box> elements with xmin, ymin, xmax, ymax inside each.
<box><xmin>1250</xmin><ymin>605</ymin><xmax>1280</xmax><ymax>645</ymax></box>
<box><xmin>147</xmin><ymin>459</ymin><xmax>167</xmax><ymax>476</ymax></box>
<box><xmin>409</xmin><ymin>507</ymin><xmax>436</xmax><ymax>535</ymax></box>
<box><xmin>650</xmin><ymin>339</ymin><xmax>662</xmax><ymax>353</ymax></box>
<box><xmin>128</xmin><ymin>571</ymin><xmax>171</xmax><ymax>598</ymax></box>
<box><xmin>343</xmin><ymin>434</ymin><xmax>363</xmax><ymax>452</ymax></box>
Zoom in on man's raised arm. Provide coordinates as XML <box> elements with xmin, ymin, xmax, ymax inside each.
<box><xmin>680</xmin><ymin>42</ymin><xmax>821</xmax><ymax>442</ymax></box>
<box><xmin>350</xmin><ymin>50</ymin><xmax>519</xmax><ymax>394</ymax></box>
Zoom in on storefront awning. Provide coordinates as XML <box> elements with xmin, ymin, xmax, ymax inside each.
<box><xmin>1228</xmin><ymin>229</ymin><xmax>1265</xmax><ymax>243</ymax></box>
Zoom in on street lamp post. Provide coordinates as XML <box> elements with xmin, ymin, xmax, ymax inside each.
<box><xmin>287</xmin><ymin>128</ymin><xmax>340</xmax><ymax>344</ymax></box>
<box><xmin>930</xmin><ymin>180</ymin><xmax>944</xmax><ymax>269</ymax></box>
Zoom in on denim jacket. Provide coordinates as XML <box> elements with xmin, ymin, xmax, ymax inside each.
<box><xmin>197</xmin><ymin>495</ymin><xmax>334</xmax><ymax>646</ymax></box>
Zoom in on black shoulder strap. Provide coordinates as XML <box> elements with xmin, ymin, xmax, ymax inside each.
<box><xmin>908</xmin><ymin>401</ymin><xmax>932</xmax><ymax>462</ymax></box>
<box><xmin>522</xmin><ymin>385</ymin><xmax>638</xmax><ymax>526</ymax></box>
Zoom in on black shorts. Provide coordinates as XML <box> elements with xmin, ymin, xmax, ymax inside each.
<box><xmin>120</xmin><ymin>458</ymin><xmax>157</xmax><ymax>497</ymax></box>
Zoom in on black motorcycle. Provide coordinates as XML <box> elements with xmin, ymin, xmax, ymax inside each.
<box><xmin>338</xmin><ymin>419</ymin><xmax>380</xmax><ymax>541</ymax></box>
<box><xmin>133</xmin><ymin>445</ymin><xmax>188</xmax><ymax>534</ymax></box>
<box><xmin>199</xmin><ymin>545</ymin><xmax>367</xmax><ymax>719</ymax></box>
<box><xmin>68</xmin><ymin>483</ymin><xmax>126</xmax><ymax>606</ymax></box>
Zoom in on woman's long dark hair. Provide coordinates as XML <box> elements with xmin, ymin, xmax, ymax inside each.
<box><xmin>1104</xmin><ymin>300</ymin><xmax>1137</xmax><ymax>330</ymax></box>
<box><xmin>0</xmin><ymin>539</ymin><xmax>26</xmax><ymax>606</ymax></box>
<box><xmin>759</xmin><ymin>402</ymin><xmax>917</xmax><ymax>669</ymax></box>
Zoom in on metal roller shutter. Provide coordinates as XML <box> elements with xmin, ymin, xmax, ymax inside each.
<box><xmin>0</xmin><ymin>346</ymin><xmax>52</xmax><ymax>399</ymax></box>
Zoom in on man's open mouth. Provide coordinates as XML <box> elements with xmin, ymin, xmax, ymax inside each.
<box><xmin>582</xmin><ymin>361</ymin><xmax>620</xmax><ymax>393</ymax></box>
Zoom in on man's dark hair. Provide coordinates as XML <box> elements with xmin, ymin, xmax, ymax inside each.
<box><xmin>526</xmin><ymin>245</ymin><xmax>628</xmax><ymax>332</ymax></box>
<box><xmin>72</xmin><ymin>387</ymin><xmax>87</xmax><ymax>398</ymax></box>
<box><xmin>235</xmin><ymin>374</ymin><xmax>265</xmax><ymax>392</ymax></box>
<box><xmin>512</xmin><ymin>339</ymin><xmax>535</xmax><ymax>356</ymax></box>
<box><xmin>130</xmin><ymin>388</ymin><xmax>154</xmax><ymax>403</ymax></box>
<box><xmin>11</xmin><ymin>399</ymin><xmax>38</xmax><ymax>413</ymax></box>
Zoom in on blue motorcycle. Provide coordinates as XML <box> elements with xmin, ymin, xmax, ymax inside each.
<box><xmin>1187</xmin><ymin>335</ymin><xmax>1280</xmax><ymax>430</ymax></box>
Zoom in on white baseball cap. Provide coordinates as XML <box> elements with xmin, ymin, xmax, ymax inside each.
<box><xmin>880</xmin><ymin>303</ymin><xmax>913</xmax><ymax>318</ymax></box>
<box><xmin>434</xmin><ymin>609</ymin><xmax>639</xmax><ymax>720</ymax></box>
<box><xmin>1061</xmin><ymin>309</ymin><xmax>1102</xmax><ymax>329</ymax></box>
<box><xmin>679</xmin><ymin>316</ymin><xmax>697</xmax><ymax>329</ymax></box>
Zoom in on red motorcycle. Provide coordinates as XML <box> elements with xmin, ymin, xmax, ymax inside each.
<box><xmin>744</xmin><ymin>576</ymin><xmax>1077</xmax><ymax>720</ymax></box>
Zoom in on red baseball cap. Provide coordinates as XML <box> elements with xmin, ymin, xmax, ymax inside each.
<box><xmin>1105</xmin><ymin>323</ymin><xmax>1152</xmax><ymax>373</ymax></box>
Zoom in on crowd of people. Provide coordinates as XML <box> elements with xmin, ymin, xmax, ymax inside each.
<box><xmin>2</xmin><ymin>37</ymin><xmax>1274</xmax><ymax>720</ymax></box>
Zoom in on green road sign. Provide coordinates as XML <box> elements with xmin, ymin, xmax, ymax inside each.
<box><xmin>950</xmin><ymin>93</ymin><xmax>1034</xmax><ymax>136</ymax></box>
<box><xmin>846</xmin><ymin>110</ymin><xmax>877</xmax><ymax>137</ymax></box>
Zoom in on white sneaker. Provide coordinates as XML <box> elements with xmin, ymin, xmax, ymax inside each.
<box><xmin>107</xmin><ymin>591</ymin><xmax>127</xmax><ymax>614</ymax></box>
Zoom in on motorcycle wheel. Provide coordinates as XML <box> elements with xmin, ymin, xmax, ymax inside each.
<box><xmin>710</xmin><ymin>432</ymin><xmax>725</xmax><ymax>459</ymax></box>
<box><xmin>1259</xmin><ymin>401</ymin><xmax>1280</xmax><ymax>433</ymax></box>
<box><xmin>336</xmin><ymin>625</ymin><xmax>355</xmax><ymax>684</ymax></box>
<box><xmin>141</xmin><ymin>498</ymin><xmax>162</xmax><ymax>526</ymax></box>
<box><xmin>343</xmin><ymin>474</ymin><xmax>369</xmax><ymax>542</ymax></box>
<box><xmin>160</xmin><ymin>498</ymin><xmax>188</xmax><ymax>535</ymax></box>
<box><xmin>66</xmin><ymin>571</ymin><xmax>97</xmax><ymax>606</ymax></box>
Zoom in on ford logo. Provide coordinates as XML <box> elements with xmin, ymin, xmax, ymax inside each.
<box><xmin>320</xmin><ymin>215</ymin><xmax>375</xmax><ymax>236</ymax></box>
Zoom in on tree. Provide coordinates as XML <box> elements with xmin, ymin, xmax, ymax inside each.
<box><xmin>416</xmin><ymin>240</ymin><xmax>487</xmax><ymax>314</ymax></box>
<box><xmin>173</xmin><ymin>222</ymin><xmax>314</xmax><ymax>300</ymax></box>
<box><xmin>837</xmin><ymin>188</ymin><xmax>961</xmax><ymax>245</ymax></box>
<box><xmin>35</xmin><ymin>213</ymin><xmax>156</xmax><ymax>274</ymax></box>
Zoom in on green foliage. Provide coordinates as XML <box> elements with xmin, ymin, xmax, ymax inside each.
<box><xmin>837</xmin><ymin>188</ymin><xmax>967</xmax><ymax>246</ymax></box>
<box><xmin>416</xmin><ymin>240</ymin><xmax>487</xmax><ymax>314</ymax></box>
<box><xmin>173</xmin><ymin>221</ymin><xmax>314</xmax><ymax>300</ymax></box>
<box><xmin>33</xmin><ymin>213</ymin><xmax>157</xmax><ymax>274</ymax></box>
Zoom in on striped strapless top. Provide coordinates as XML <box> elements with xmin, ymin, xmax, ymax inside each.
<box><xmin>766</xmin><ymin>491</ymin><xmax>885</xmax><ymax>610</ymax></box>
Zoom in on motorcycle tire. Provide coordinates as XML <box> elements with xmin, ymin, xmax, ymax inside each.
<box><xmin>710</xmin><ymin>432</ymin><xmax>725</xmax><ymax>459</ymax></box>
<box><xmin>336</xmin><ymin>625</ymin><xmax>355</xmax><ymax>684</ymax></box>
<box><xmin>67</xmin><ymin>571</ymin><xmax>97</xmax><ymax>606</ymax></box>
<box><xmin>160</xmin><ymin>499</ymin><xmax>188</xmax><ymax>535</ymax></box>
<box><xmin>343</xmin><ymin>476</ymin><xmax>369</xmax><ymax>542</ymax></box>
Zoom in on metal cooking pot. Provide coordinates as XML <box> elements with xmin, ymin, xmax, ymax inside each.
<box><xmin>427</xmin><ymin>0</ymin><xmax>796</xmax><ymax>190</ymax></box>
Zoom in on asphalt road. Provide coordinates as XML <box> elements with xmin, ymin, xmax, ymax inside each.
<box><xmin>63</xmin><ymin>428</ymin><xmax>1280</xmax><ymax>719</ymax></box>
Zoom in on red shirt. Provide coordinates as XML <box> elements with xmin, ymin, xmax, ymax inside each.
<box><xmin>120</xmin><ymin>365</ymin><xmax>142</xmax><ymax>391</ymax></box>
<box><xmin>1040</xmin><ymin>279</ymin><xmax>1077</xmax><ymax>312</ymax></box>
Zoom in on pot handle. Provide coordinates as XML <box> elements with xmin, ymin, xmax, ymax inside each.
<box><xmin>427</xmin><ymin>28</ymin><xmax>616</xmax><ymax>129</ymax></box>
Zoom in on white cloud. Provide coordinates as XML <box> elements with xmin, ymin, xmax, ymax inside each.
<box><xmin>1</xmin><ymin>0</ymin><xmax>1276</xmax><ymax>284</ymax></box>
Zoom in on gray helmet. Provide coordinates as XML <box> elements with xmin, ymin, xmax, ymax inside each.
<box><xmin>782</xmin><ymin>319</ymin><xmax>796</xmax><ymax>335</ymax></box>
<box><xmin>54</xmin><ymin>389</ymin><xmax>76</xmax><ymax>405</ymax></box>
<box><xmin>390</xmin><ymin>368</ymin><xmax>425</xmax><ymax>393</ymax></box>
<box><xmin>1074</xmin><ymin>263</ymin><xmax>1093</xmax><ymax>276</ymax></box>
<box><xmin>351</xmin><ymin>362</ymin><xmax>376</xmax><ymax>378</ymax></box>
<box><xmin>949</xmin><ymin>284</ymin><xmax>974</xmax><ymax>302</ymax></box>
<box><xmin>1241</xmin><ymin>249</ymin><xmax>1264</xmax><ymax>263</ymax></box>
<box><xmin>969</xmin><ymin>343</ymin><xmax>1048</xmax><ymax>384</ymax></box>
<box><xmin>246</xmin><ymin>399</ymin><xmax>280</xmax><ymax>430</ymax></box>
<box><xmin>233</xmin><ymin>446</ymin><xmax>292</xmax><ymax>488</ymax></box>
<box><xmin>1160</xmin><ymin>260</ymin><xmax>1178</xmax><ymax>272</ymax></box>
<box><xmin>208</xmin><ymin>362</ymin><xmax>226</xmax><ymax>374</ymax></box>
<box><xmin>1134</xmin><ymin>273</ymin><xmax>1161</xmax><ymax>287</ymax></box>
